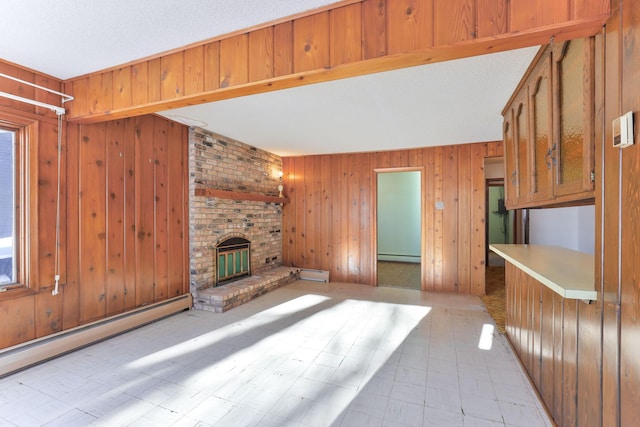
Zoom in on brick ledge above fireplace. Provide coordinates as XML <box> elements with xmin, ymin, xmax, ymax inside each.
<box><xmin>194</xmin><ymin>266</ymin><xmax>301</xmax><ymax>313</ymax></box>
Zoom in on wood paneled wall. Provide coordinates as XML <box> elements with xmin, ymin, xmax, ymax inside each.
<box><xmin>64</xmin><ymin>116</ymin><xmax>189</xmax><ymax>326</ymax></box>
<box><xmin>0</xmin><ymin>60</ymin><xmax>190</xmax><ymax>349</ymax></box>
<box><xmin>282</xmin><ymin>141</ymin><xmax>503</xmax><ymax>295</ymax></box>
<box><xmin>64</xmin><ymin>0</ymin><xmax>609</xmax><ymax>122</ymax></box>
<box><xmin>0</xmin><ymin>62</ymin><xmax>69</xmax><ymax>349</ymax></box>
<box><xmin>504</xmin><ymin>2</ymin><xmax>640</xmax><ymax>426</ymax></box>
<box><xmin>504</xmin><ymin>262</ymin><xmax>593</xmax><ymax>426</ymax></box>
<box><xmin>601</xmin><ymin>1</ymin><xmax>640</xmax><ymax>426</ymax></box>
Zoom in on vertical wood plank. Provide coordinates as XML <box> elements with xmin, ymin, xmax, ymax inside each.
<box><xmin>123</xmin><ymin>118</ymin><xmax>137</xmax><ymax>311</ymax></box>
<box><xmin>347</xmin><ymin>153</ymin><xmax>362</xmax><ymax>283</ymax></box>
<box><xmin>433</xmin><ymin>146</ymin><xmax>444</xmax><ymax>291</ymax></box>
<box><xmin>0</xmin><ymin>297</ymin><xmax>35</xmax><ymax>348</ymax></box>
<box><xmin>599</xmin><ymin>9</ymin><xmax>620</xmax><ymax>426</ymax></box>
<box><xmin>422</xmin><ymin>148</ymin><xmax>435</xmax><ymax>291</ymax></box>
<box><xmin>63</xmin><ymin>123</ymin><xmax>80</xmax><ymax>329</ymax></box>
<box><xmin>577</xmin><ymin>303</ymin><xmax>603</xmax><ymax>427</ymax></box>
<box><xmin>619</xmin><ymin>1</ymin><xmax>640</xmax><ymax>424</ymax></box>
<box><xmin>35</xmin><ymin>292</ymin><xmax>62</xmax><ymax>337</ymax></box>
<box><xmin>35</xmin><ymin>74</ymin><xmax>62</xmax><ymax>117</ymax></box>
<box><xmin>360</xmin><ymin>153</ymin><xmax>373</xmax><ymax>285</ymax></box>
<box><xmin>112</xmin><ymin>67</ymin><xmax>132</xmax><ymax>112</ymax></box>
<box><xmin>320</xmin><ymin>155</ymin><xmax>332</xmax><ymax>271</ymax></box>
<box><xmin>134</xmin><ymin>116</ymin><xmax>156</xmax><ymax>307</ymax></box>
<box><xmin>36</xmin><ymin>121</ymin><xmax>59</xmax><ymax>287</ymax></box>
<box><xmin>331</xmin><ymin>154</ymin><xmax>349</xmax><ymax>282</ymax></box>
<box><xmin>330</xmin><ymin>3</ymin><xmax>363</xmax><ymax>66</ymax></box>
<box><xmin>220</xmin><ymin>34</ymin><xmax>249</xmax><ymax>88</ymax></box>
<box><xmin>442</xmin><ymin>145</ymin><xmax>459</xmax><ymax>292</ymax></box>
<box><xmin>184</xmin><ymin>46</ymin><xmax>204</xmax><ymax>96</ymax></box>
<box><xmin>470</xmin><ymin>144</ymin><xmax>486</xmax><ymax>295</ymax></box>
<box><xmin>562</xmin><ymin>299</ymin><xmax>578</xmax><ymax>427</ymax></box>
<box><xmin>571</xmin><ymin>0</ymin><xmax>610</xmax><ymax>20</ymax></box>
<box><xmin>476</xmin><ymin>0</ymin><xmax>508</xmax><ymax>38</ymax></box>
<box><xmin>154</xmin><ymin>120</ymin><xmax>169</xmax><ymax>302</ymax></box>
<box><xmin>294</xmin><ymin>157</ymin><xmax>307</xmax><ymax>268</ymax></box>
<box><xmin>293</xmin><ymin>12</ymin><xmax>330</xmax><ymax>73</ymax></box>
<box><xmin>274</xmin><ymin>22</ymin><xmax>294</xmax><ymax>77</ymax></box>
<box><xmin>147</xmin><ymin>58</ymin><xmax>162</xmax><ymax>103</ymax></box>
<box><xmin>362</xmin><ymin>0</ymin><xmax>387</xmax><ymax>59</ymax></box>
<box><xmin>70</xmin><ymin>78</ymin><xmax>90</xmax><ymax>120</ymax></box>
<box><xmin>78</xmin><ymin>124</ymin><xmax>107</xmax><ymax>323</ymax></box>
<box><xmin>131</xmin><ymin>62</ymin><xmax>149</xmax><ymax>107</ymax></box>
<box><xmin>160</xmin><ymin>48</ymin><xmax>185</xmax><ymax>97</ymax></box>
<box><xmin>388</xmin><ymin>0</ymin><xmax>434</xmax><ymax>54</ymax></box>
<box><xmin>88</xmin><ymin>73</ymin><xmax>113</xmax><ymax>116</ymax></box>
<box><xmin>106</xmin><ymin>120</ymin><xmax>126</xmax><ymax>316</ymax></box>
<box><xmin>0</xmin><ymin>65</ymin><xmax>35</xmax><ymax>113</ymax></box>
<box><xmin>552</xmin><ymin>295</ymin><xmax>564</xmax><ymax>421</ymax></box>
<box><xmin>306</xmin><ymin>156</ymin><xmax>320</xmax><ymax>268</ymax></box>
<box><xmin>249</xmin><ymin>27</ymin><xmax>274</xmax><ymax>82</ymax></box>
<box><xmin>282</xmin><ymin>157</ymin><xmax>293</xmax><ymax>265</ymax></box>
<box><xmin>540</xmin><ymin>286</ymin><xmax>555</xmax><ymax>409</ymax></box>
<box><xmin>434</xmin><ymin>0</ymin><xmax>475</xmax><ymax>45</ymax></box>
<box><xmin>457</xmin><ymin>144</ymin><xmax>472</xmax><ymax>294</ymax></box>
<box><xmin>530</xmin><ymin>277</ymin><xmax>541</xmax><ymax>388</ymax></box>
<box><xmin>203</xmin><ymin>42</ymin><xmax>221</xmax><ymax>91</ymax></box>
<box><xmin>509</xmin><ymin>0</ymin><xmax>569</xmax><ymax>31</ymax></box>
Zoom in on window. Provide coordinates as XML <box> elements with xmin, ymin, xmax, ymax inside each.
<box><xmin>0</xmin><ymin>129</ymin><xmax>16</xmax><ymax>286</ymax></box>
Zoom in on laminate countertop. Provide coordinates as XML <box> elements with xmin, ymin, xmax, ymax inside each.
<box><xmin>489</xmin><ymin>244</ymin><xmax>597</xmax><ymax>301</ymax></box>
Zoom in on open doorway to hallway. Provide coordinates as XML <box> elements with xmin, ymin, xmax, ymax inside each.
<box><xmin>376</xmin><ymin>169</ymin><xmax>422</xmax><ymax>291</ymax></box>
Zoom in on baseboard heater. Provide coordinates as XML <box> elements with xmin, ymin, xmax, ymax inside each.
<box><xmin>0</xmin><ymin>293</ymin><xmax>192</xmax><ymax>378</ymax></box>
<box><xmin>299</xmin><ymin>269</ymin><xmax>330</xmax><ymax>282</ymax></box>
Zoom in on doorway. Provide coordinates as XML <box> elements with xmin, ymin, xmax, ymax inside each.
<box><xmin>376</xmin><ymin>169</ymin><xmax>422</xmax><ymax>290</ymax></box>
<box><xmin>485</xmin><ymin>179</ymin><xmax>514</xmax><ymax>266</ymax></box>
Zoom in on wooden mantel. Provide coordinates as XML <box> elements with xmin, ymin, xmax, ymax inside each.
<box><xmin>194</xmin><ymin>187</ymin><xmax>289</xmax><ymax>204</ymax></box>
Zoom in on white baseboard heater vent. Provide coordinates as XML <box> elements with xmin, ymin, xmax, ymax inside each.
<box><xmin>0</xmin><ymin>293</ymin><xmax>192</xmax><ymax>378</ymax></box>
<box><xmin>299</xmin><ymin>269</ymin><xmax>330</xmax><ymax>282</ymax></box>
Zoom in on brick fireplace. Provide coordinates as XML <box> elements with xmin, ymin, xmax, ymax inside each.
<box><xmin>189</xmin><ymin>128</ymin><xmax>284</xmax><ymax>296</ymax></box>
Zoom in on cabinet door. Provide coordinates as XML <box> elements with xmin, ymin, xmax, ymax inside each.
<box><xmin>528</xmin><ymin>53</ymin><xmax>554</xmax><ymax>202</ymax></box>
<box><xmin>503</xmin><ymin>109</ymin><xmax>518</xmax><ymax>208</ymax></box>
<box><xmin>553</xmin><ymin>38</ymin><xmax>595</xmax><ymax>197</ymax></box>
<box><xmin>514</xmin><ymin>94</ymin><xmax>530</xmax><ymax>205</ymax></box>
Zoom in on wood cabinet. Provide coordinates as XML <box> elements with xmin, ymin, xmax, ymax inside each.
<box><xmin>503</xmin><ymin>38</ymin><xmax>595</xmax><ymax>209</ymax></box>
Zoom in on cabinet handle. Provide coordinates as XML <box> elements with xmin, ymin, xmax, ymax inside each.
<box><xmin>545</xmin><ymin>144</ymin><xmax>558</xmax><ymax>169</ymax></box>
<box><xmin>511</xmin><ymin>170</ymin><xmax>517</xmax><ymax>185</ymax></box>
<box><xmin>545</xmin><ymin>148</ymin><xmax>553</xmax><ymax>169</ymax></box>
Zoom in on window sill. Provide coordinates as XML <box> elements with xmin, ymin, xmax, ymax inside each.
<box><xmin>0</xmin><ymin>286</ymin><xmax>37</xmax><ymax>301</ymax></box>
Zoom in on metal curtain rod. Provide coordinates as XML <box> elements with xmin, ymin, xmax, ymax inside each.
<box><xmin>0</xmin><ymin>72</ymin><xmax>74</xmax><ymax>116</ymax></box>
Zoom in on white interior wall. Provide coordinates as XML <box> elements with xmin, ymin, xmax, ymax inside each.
<box><xmin>529</xmin><ymin>205</ymin><xmax>595</xmax><ymax>254</ymax></box>
<box><xmin>377</xmin><ymin>171</ymin><xmax>421</xmax><ymax>263</ymax></box>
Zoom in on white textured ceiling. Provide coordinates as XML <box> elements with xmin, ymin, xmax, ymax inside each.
<box><xmin>0</xmin><ymin>0</ymin><xmax>339</xmax><ymax>80</ymax></box>
<box><xmin>0</xmin><ymin>0</ymin><xmax>538</xmax><ymax>156</ymax></box>
<box><xmin>159</xmin><ymin>47</ymin><xmax>538</xmax><ymax>156</ymax></box>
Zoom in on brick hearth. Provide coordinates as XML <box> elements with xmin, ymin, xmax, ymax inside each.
<box><xmin>194</xmin><ymin>266</ymin><xmax>300</xmax><ymax>312</ymax></box>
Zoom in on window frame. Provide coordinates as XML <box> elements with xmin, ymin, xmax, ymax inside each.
<box><xmin>0</xmin><ymin>115</ymin><xmax>33</xmax><ymax>295</ymax></box>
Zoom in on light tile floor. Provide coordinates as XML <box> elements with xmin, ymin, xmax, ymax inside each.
<box><xmin>0</xmin><ymin>281</ymin><xmax>553</xmax><ymax>427</ymax></box>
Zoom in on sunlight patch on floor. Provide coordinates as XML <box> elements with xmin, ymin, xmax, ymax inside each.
<box><xmin>478</xmin><ymin>323</ymin><xmax>495</xmax><ymax>350</ymax></box>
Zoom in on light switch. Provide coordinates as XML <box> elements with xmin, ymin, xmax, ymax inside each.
<box><xmin>613</xmin><ymin>111</ymin><xmax>634</xmax><ymax>148</ymax></box>
<box><xmin>435</xmin><ymin>201</ymin><xmax>445</xmax><ymax>210</ymax></box>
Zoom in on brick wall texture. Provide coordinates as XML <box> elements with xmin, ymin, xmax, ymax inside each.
<box><xmin>189</xmin><ymin>128</ymin><xmax>284</xmax><ymax>292</ymax></box>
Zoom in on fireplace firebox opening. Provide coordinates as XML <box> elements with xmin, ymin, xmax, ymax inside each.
<box><xmin>215</xmin><ymin>237</ymin><xmax>251</xmax><ymax>285</ymax></box>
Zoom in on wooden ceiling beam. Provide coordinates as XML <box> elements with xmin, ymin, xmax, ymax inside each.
<box><xmin>63</xmin><ymin>0</ymin><xmax>610</xmax><ymax>123</ymax></box>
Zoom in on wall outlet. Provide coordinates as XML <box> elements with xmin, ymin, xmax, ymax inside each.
<box><xmin>435</xmin><ymin>201</ymin><xmax>445</xmax><ymax>210</ymax></box>
<box><xmin>613</xmin><ymin>111</ymin><xmax>634</xmax><ymax>148</ymax></box>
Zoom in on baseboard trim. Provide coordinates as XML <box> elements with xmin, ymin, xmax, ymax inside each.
<box><xmin>0</xmin><ymin>293</ymin><xmax>192</xmax><ymax>378</ymax></box>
